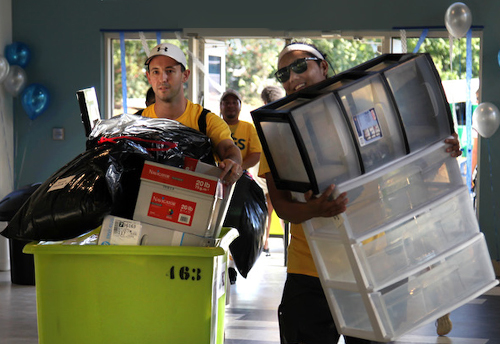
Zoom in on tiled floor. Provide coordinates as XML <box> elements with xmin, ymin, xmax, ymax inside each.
<box><xmin>1</xmin><ymin>237</ymin><xmax>500</xmax><ymax>344</ymax></box>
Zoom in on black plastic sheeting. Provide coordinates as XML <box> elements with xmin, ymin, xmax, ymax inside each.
<box><xmin>1</xmin><ymin>114</ymin><xmax>215</xmax><ymax>241</ymax></box>
<box><xmin>223</xmin><ymin>171</ymin><xmax>267</xmax><ymax>278</ymax></box>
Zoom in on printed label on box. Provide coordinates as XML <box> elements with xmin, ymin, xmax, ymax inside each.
<box><xmin>98</xmin><ymin>215</ymin><xmax>142</xmax><ymax>245</ymax></box>
<box><xmin>147</xmin><ymin>192</ymin><xmax>197</xmax><ymax>226</ymax></box>
<box><xmin>142</xmin><ymin>163</ymin><xmax>217</xmax><ymax>195</ymax></box>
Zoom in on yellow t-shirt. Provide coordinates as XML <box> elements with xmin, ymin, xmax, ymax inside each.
<box><xmin>228</xmin><ymin>120</ymin><xmax>262</xmax><ymax>160</ymax></box>
<box><xmin>141</xmin><ymin>100</ymin><xmax>232</xmax><ymax>148</ymax></box>
<box><xmin>258</xmin><ymin>154</ymin><xmax>318</xmax><ymax>277</ymax></box>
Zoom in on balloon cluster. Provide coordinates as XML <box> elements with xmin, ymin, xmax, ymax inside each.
<box><xmin>444</xmin><ymin>3</ymin><xmax>500</xmax><ymax>138</ymax></box>
<box><xmin>1</xmin><ymin>42</ymin><xmax>50</xmax><ymax>120</ymax></box>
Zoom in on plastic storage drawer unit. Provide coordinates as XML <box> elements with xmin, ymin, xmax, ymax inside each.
<box><xmin>307</xmin><ymin>186</ymin><xmax>481</xmax><ymax>291</ymax></box>
<box><xmin>305</xmin><ymin>142</ymin><xmax>463</xmax><ymax>239</ymax></box>
<box><xmin>324</xmin><ymin>234</ymin><xmax>497</xmax><ymax>341</ymax></box>
<box><xmin>24</xmin><ymin>243</ymin><xmax>227</xmax><ymax>344</ymax></box>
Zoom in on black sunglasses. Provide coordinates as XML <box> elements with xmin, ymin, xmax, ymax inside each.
<box><xmin>275</xmin><ymin>57</ymin><xmax>321</xmax><ymax>83</ymax></box>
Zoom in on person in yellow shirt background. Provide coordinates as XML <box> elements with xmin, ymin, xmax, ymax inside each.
<box><xmin>220</xmin><ymin>88</ymin><xmax>263</xmax><ymax>283</ymax></box>
<box><xmin>220</xmin><ymin>89</ymin><xmax>262</xmax><ymax>171</ymax></box>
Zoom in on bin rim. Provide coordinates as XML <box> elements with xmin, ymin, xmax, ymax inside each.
<box><xmin>23</xmin><ymin>241</ymin><xmax>226</xmax><ymax>257</ymax></box>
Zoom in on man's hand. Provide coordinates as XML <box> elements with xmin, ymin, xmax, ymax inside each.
<box><xmin>218</xmin><ymin>159</ymin><xmax>243</xmax><ymax>185</ymax></box>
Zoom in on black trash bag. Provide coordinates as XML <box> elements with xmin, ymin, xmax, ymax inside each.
<box><xmin>89</xmin><ymin>114</ymin><xmax>217</xmax><ymax>219</ymax></box>
<box><xmin>2</xmin><ymin>116</ymin><xmax>216</xmax><ymax>241</ymax></box>
<box><xmin>1</xmin><ymin>144</ymin><xmax>118</xmax><ymax>241</ymax></box>
<box><xmin>87</xmin><ymin>113</ymin><xmax>216</xmax><ymax>166</ymax></box>
<box><xmin>0</xmin><ymin>183</ymin><xmax>42</xmax><ymax>222</ymax></box>
<box><xmin>224</xmin><ymin>171</ymin><xmax>267</xmax><ymax>278</ymax></box>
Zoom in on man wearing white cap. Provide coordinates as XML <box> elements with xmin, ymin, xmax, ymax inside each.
<box><xmin>142</xmin><ymin>43</ymin><xmax>242</xmax><ymax>185</ymax></box>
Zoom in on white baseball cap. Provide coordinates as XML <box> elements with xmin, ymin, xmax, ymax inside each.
<box><xmin>145</xmin><ymin>43</ymin><xmax>187</xmax><ymax>69</ymax></box>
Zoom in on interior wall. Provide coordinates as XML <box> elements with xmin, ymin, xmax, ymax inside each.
<box><xmin>0</xmin><ymin>0</ymin><xmax>12</xmax><ymax>270</ymax></box>
<box><xmin>0</xmin><ymin>0</ymin><xmax>13</xmax><ymax>199</ymax></box>
<box><xmin>9</xmin><ymin>0</ymin><xmax>500</xmax><ymax>258</ymax></box>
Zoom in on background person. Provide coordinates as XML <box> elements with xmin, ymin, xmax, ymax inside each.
<box><xmin>141</xmin><ymin>43</ymin><xmax>242</xmax><ymax>185</ymax></box>
<box><xmin>259</xmin><ymin>42</ymin><xmax>462</xmax><ymax>344</ymax></box>
<box><xmin>220</xmin><ymin>89</ymin><xmax>262</xmax><ymax>171</ymax></box>
<box><xmin>134</xmin><ymin>87</ymin><xmax>156</xmax><ymax>116</ymax></box>
<box><xmin>251</xmin><ymin>85</ymin><xmax>285</xmax><ymax>256</ymax></box>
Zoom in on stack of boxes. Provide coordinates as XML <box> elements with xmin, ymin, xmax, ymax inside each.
<box><xmin>98</xmin><ymin>159</ymin><xmax>233</xmax><ymax>247</ymax></box>
<box><xmin>251</xmin><ymin>53</ymin><xmax>498</xmax><ymax>341</ymax></box>
<box><xmin>28</xmin><ymin>156</ymin><xmax>234</xmax><ymax>344</ymax></box>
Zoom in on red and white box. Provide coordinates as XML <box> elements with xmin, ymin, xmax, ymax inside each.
<box><xmin>133</xmin><ymin>161</ymin><xmax>224</xmax><ymax>238</ymax></box>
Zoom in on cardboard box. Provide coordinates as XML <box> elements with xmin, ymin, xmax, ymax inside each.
<box><xmin>133</xmin><ymin>161</ymin><xmax>224</xmax><ymax>238</ymax></box>
<box><xmin>140</xmin><ymin>222</ymin><xmax>215</xmax><ymax>247</ymax></box>
<box><xmin>98</xmin><ymin>215</ymin><xmax>215</xmax><ymax>247</ymax></box>
<box><xmin>98</xmin><ymin>215</ymin><xmax>142</xmax><ymax>245</ymax></box>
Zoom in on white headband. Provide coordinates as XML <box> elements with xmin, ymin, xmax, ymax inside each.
<box><xmin>278</xmin><ymin>44</ymin><xmax>324</xmax><ymax>65</ymax></box>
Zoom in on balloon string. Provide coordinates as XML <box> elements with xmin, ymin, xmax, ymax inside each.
<box><xmin>412</xmin><ymin>29</ymin><xmax>428</xmax><ymax>53</ymax></box>
<box><xmin>139</xmin><ymin>31</ymin><xmax>150</xmax><ymax>57</ymax></box>
<box><xmin>400</xmin><ymin>30</ymin><xmax>407</xmax><ymax>53</ymax></box>
<box><xmin>466</xmin><ymin>29</ymin><xmax>472</xmax><ymax>192</ymax></box>
<box><xmin>487</xmin><ymin>139</ymin><xmax>499</xmax><ymax>260</ymax></box>
<box><xmin>119</xmin><ymin>32</ymin><xmax>128</xmax><ymax>114</ymax></box>
<box><xmin>449</xmin><ymin>34</ymin><xmax>453</xmax><ymax>72</ymax></box>
<box><xmin>16</xmin><ymin>120</ymin><xmax>33</xmax><ymax>190</ymax></box>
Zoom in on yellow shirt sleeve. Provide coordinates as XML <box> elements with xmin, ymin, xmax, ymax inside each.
<box><xmin>140</xmin><ymin>100</ymin><xmax>232</xmax><ymax>148</ymax></box>
<box><xmin>258</xmin><ymin>153</ymin><xmax>271</xmax><ymax>178</ymax></box>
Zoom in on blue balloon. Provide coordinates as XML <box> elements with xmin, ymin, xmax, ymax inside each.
<box><xmin>4</xmin><ymin>42</ymin><xmax>31</xmax><ymax>68</ymax></box>
<box><xmin>21</xmin><ymin>83</ymin><xmax>50</xmax><ymax>120</ymax></box>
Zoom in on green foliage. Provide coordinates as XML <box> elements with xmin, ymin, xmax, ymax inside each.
<box><xmin>303</xmin><ymin>38</ymin><xmax>382</xmax><ymax>74</ymax></box>
<box><xmin>112</xmin><ymin>35</ymin><xmax>480</xmax><ymax>113</ymax></box>
<box><xmin>406</xmin><ymin>37</ymin><xmax>480</xmax><ymax>80</ymax></box>
<box><xmin>225</xmin><ymin>39</ymin><xmax>284</xmax><ymax>108</ymax></box>
<box><xmin>112</xmin><ymin>39</ymin><xmax>149</xmax><ymax>104</ymax></box>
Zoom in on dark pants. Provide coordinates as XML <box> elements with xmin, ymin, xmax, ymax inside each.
<box><xmin>278</xmin><ymin>273</ymin><xmax>376</xmax><ymax>344</ymax></box>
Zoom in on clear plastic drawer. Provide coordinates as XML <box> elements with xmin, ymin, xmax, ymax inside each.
<box><xmin>306</xmin><ymin>142</ymin><xmax>463</xmax><ymax>239</ymax></box>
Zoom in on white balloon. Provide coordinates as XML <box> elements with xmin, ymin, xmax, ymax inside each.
<box><xmin>472</xmin><ymin>102</ymin><xmax>500</xmax><ymax>138</ymax></box>
<box><xmin>445</xmin><ymin>2</ymin><xmax>472</xmax><ymax>38</ymax></box>
<box><xmin>3</xmin><ymin>65</ymin><xmax>27</xmax><ymax>97</ymax></box>
<box><xmin>0</xmin><ymin>56</ymin><xmax>9</xmax><ymax>83</ymax></box>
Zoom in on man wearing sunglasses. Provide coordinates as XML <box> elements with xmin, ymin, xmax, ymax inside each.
<box><xmin>259</xmin><ymin>42</ymin><xmax>462</xmax><ymax>344</ymax></box>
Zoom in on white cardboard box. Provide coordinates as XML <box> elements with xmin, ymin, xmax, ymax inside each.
<box><xmin>98</xmin><ymin>215</ymin><xmax>216</xmax><ymax>247</ymax></box>
<box><xmin>140</xmin><ymin>222</ymin><xmax>215</xmax><ymax>247</ymax></box>
<box><xmin>133</xmin><ymin>161</ymin><xmax>224</xmax><ymax>238</ymax></box>
<box><xmin>98</xmin><ymin>215</ymin><xmax>142</xmax><ymax>245</ymax></box>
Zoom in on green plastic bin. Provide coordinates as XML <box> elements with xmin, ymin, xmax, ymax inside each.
<box><xmin>24</xmin><ymin>243</ymin><xmax>227</xmax><ymax>344</ymax></box>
